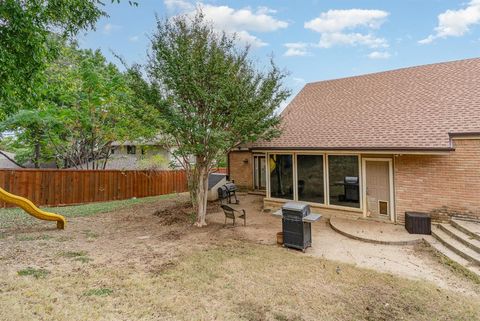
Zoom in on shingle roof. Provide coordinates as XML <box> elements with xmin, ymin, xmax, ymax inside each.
<box><xmin>249</xmin><ymin>58</ymin><xmax>480</xmax><ymax>151</ymax></box>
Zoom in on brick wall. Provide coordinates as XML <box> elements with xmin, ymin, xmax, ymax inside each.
<box><xmin>395</xmin><ymin>138</ymin><xmax>480</xmax><ymax>223</ymax></box>
<box><xmin>228</xmin><ymin>151</ymin><xmax>253</xmax><ymax>189</ymax></box>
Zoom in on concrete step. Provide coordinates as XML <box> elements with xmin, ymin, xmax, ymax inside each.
<box><xmin>431</xmin><ymin>225</ymin><xmax>480</xmax><ymax>266</ymax></box>
<box><xmin>452</xmin><ymin>215</ymin><xmax>480</xmax><ymax>223</ymax></box>
<box><xmin>424</xmin><ymin>236</ymin><xmax>480</xmax><ymax>277</ymax></box>
<box><xmin>437</xmin><ymin>223</ymin><xmax>480</xmax><ymax>254</ymax></box>
<box><xmin>451</xmin><ymin>218</ymin><xmax>480</xmax><ymax>241</ymax></box>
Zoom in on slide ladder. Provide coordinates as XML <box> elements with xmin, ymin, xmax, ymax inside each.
<box><xmin>0</xmin><ymin>187</ymin><xmax>66</xmax><ymax>229</ymax></box>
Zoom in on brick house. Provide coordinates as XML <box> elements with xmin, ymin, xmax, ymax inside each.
<box><xmin>228</xmin><ymin>58</ymin><xmax>480</xmax><ymax>224</ymax></box>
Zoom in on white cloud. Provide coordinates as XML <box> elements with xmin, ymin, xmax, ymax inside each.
<box><xmin>305</xmin><ymin>9</ymin><xmax>389</xmax><ymax>49</ymax></box>
<box><xmin>164</xmin><ymin>2</ymin><xmax>288</xmax><ymax>48</ymax></box>
<box><xmin>367</xmin><ymin>51</ymin><xmax>391</xmax><ymax>59</ymax></box>
<box><xmin>234</xmin><ymin>30</ymin><xmax>268</xmax><ymax>48</ymax></box>
<box><xmin>292</xmin><ymin>77</ymin><xmax>306</xmax><ymax>85</ymax></box>
<box><xmin>128</xmin><ymin>35</ymin><xmax>139</xmax><ymax>42</ymax></box>
<box><xmin>317</xmin><ymin>32</ymin><xmax>388</xmax><ymax>48</ymax></box>
<box><xmin>164</xmin><ymin>0</ymin><xmax>194</xmax><ymax>11</ymax></box>
<box><xmin>256</xmin><ymin>6</ymin><xmax>277</xmax><ymax>15</ymax></box>
<box><xmin>420</xmin><ymin>0</ymin><xmax>480</xmax><ymax>44</ymax></box>
<box><xmin>103</xmin><ymin>23</ymin><xmax>121</xmax><ymax>35</ymax></box>
<box><xmin>305</xmin><ymin>9</ymin><xmax>389</xmax><ymax>33</ymax></box>
<box><xmin>283</xmin><ymin>42</ymin><xmax>311</xmax><ymax>57</ymax></box>
<box><xmin>200</xmin><ymin>4</ymin><xmax>288</xmax><ymax>33</ymax></box>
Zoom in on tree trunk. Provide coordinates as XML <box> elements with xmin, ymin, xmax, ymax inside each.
<box><xmin>34</xmin><ymin>141</ymin><xmax>41</xmax><ymax>168</ymax></box>
<box><xmin>193</xmin><ymin>164</ymin><xmax>209</xmax><ymax>227</ymax></box>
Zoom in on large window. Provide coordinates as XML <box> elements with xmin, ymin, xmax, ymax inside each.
<box><xmin>269</xmin><ymin>154</ymin><xmax>293</xmax><ymax>200</ymax></box>
<box><xmin>297</xmin><ymin>155</ymin><xmax>324</xmax><ymax>204</ymax></box>
<box><xmin>328</xmin><ymin>155</ymin><xmax>360</xmax><ymax>208</ymax></box>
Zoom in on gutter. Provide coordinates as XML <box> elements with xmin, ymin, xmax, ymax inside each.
<box><xmin>247</xmin><ymin>146</ymin><xmax>455</xmax><ymax>155</ymax></box>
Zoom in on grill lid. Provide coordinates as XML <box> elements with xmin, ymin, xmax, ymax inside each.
<box><xmin>224</xmin><ymin>182</ymin><xmax>237</xmax><ymax>191</ymax></box>
<box><xmin>282</xmin><ymin>202</ymin><xmax>309</xmax><ymax>212</ymax></box>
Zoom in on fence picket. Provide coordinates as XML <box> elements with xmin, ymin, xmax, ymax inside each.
<box><xmin>0</xmin><ymin>169</ymin><xmax>193</xmax><ymax>208</ymax></box>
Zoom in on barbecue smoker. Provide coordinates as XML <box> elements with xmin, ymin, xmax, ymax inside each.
<box><xmin>282</xmin><ymin>202</ymin><xmax>312</xmax><ymax>251</ymax></box>
<box><xmin>217</xmin><ymin>182</ymin><xmax>239</xmax><ymax>204</ymax></box>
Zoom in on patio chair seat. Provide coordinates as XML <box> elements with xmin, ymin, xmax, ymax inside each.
<box><xmin>221</xmin><ymin>204</ymin><xmax>246</xmax><ymax>227</ymax></box>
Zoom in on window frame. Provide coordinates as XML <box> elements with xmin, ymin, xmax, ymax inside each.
<box><xmin>266</xmin><ymin>153</ymin><xmax>295</xmax><ymax>201</ymax></box>
<box><xmin>326</xmin><ymin>154</ymin><xmax>362</xmax><ymax>210</ymax></box>
<box><xmin>266</xmin><ymin>151</ymin><xmax>363</xmax><ymax>212</ymax></box>
<box><xmin>295</xmin><ymin>153</ymin><xmax>327</xmax><ymax>205</ymax></box>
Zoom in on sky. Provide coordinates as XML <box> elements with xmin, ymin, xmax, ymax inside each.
<box><xmin>80</xmin><ymin>0</ymin><xmax>480</xmax><ymax>102</ymax></box>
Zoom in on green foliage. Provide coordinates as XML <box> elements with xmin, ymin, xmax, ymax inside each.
<box><xmin>0</xmin><ymin>0</ymin><xmax>138</xmax><ymax>118</ymax></box>
<box><xmin>1</xmin><ymin>43</ymin><xmax>160</xmax><ymax>168</ymax></box>
<box><xmin>148</xmin><ymin>12</ymin><xmax>289</xmax><ymax>166</ymax></box>
<box><xmin>0</xmin><ymin>0</ymin><xmax>105</xmax><ymax>115</ymax></box>
<box><xmin>146</xmin><ymin>10</ymin><xmax>290</xmax><ymax>224</ymax></box>
<box><xmin>17</xmin><ymin>267</ymin><xmax>50</xmax><ymax>279</ymax></box>
<box><xmin>138</xmin><ymin>154</ymin><xmax>170</xmax><ymax>170</ymax></box>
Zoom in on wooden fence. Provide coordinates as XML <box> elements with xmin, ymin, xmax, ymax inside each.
<box><xmin>0</xmin><ymin>169</ymin><xmax>188</xmax><ymax>208</ymax></box>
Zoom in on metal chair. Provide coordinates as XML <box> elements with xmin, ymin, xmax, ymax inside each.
<box><xmin>220</xmin><ymin>204</ymin><xmax>246</xmax><ymax>227</ymax></box>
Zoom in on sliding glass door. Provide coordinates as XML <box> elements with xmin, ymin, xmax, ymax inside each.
<box><xmin>297</xmin><ymin>155</ymin><xmax>325</xmax><ymax>204</ymax></box>
<box><xmin>328</xmin><ymin>155</ymin><xmax>360</xmax><ymax>208</ymax></box>
<box><xmin>269</xmin><ymin>154</ymin><xmax>293</xmax><ymax>200</ymax></box>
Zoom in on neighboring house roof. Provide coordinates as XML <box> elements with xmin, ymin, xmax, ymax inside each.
<box><xmin>111</xmin><ymin>141</ymin><xmax>164</xmax><ymax>147</ymax></box>
<box><xmin>248</xmin><ymin>58</ymin><xmax>480</xmax><ymax>151</ymax></box>
<box><xmin>0</xmin><ymin>150</ymin><xmax>20</xmax><ymax>169</ymax></box>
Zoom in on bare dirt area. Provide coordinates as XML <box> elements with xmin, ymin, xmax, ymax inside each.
<box><xmin>0</xmin><ymin>193</ymin><xmax>479</xmax><ymax>321</ymax></box>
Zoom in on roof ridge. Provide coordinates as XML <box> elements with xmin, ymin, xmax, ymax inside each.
<box><xmin>305</xmin><ymin>57</ymin><xmax>480</xmax><ymax>86</ymax></box>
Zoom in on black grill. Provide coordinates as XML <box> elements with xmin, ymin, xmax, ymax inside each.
<box><xmin>217</xmin><ymin>182</ymin><xmax>239</xmax><ymax>204</ymax></box>
<box><xmin>282</xmin><ymin>202</ymin><xmax>312</xmax><ymax>251</ymax></box>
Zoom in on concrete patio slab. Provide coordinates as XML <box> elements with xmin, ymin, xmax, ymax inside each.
<box><xmin>329</xmin><ymin>217</ymin><xmax>424</xmax><ymax>245</ymax></box>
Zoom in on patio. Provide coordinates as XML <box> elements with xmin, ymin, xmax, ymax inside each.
<box><xmin>328</xmin><ymin>216</ymin><xmax>424</xmax><ymax>245</ymax></box>
<box><xmin>210</xmin><ymin>193</ymin><xmax>477</xmax><ymax>293</ymax></box>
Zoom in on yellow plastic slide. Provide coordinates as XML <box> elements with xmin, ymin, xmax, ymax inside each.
<box><xmin>0</xmin><ymin>187</ymin><xmax>66</xmax><ymax>229</ymax></box>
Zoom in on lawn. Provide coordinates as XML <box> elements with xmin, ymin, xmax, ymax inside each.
<box><xmin>0</xmin><ymin>194</ymin><xmax>178</xmax><ymax>229</ymax></box>
<box><xmin>0</xmin><ymin>194</ymin><xmax>479</xmax><ymax>321</ymax></box>
<box><xmin>1</xmin><ymin>242</ymin><xmax>479</xmax><ymax>321</ymax></box>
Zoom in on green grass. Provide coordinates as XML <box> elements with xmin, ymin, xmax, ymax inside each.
<box><xmin>0</xmin><ymin>193</ymin><xmax>178</xmax><ymax>229</ymax></box>
<box><xmin>59</xmin><ymin>251</ymin><xmax>88</xmax><ymax>258</ymax></box>
<box><xmin>16</xmin><ymin>235</ymin><xmax>53</xmax><ymax>242</ymax></box>
<box><xmin>17</xmin><ymin>267</ymin><xmax>50</xmax><ymax>279</ymax></box>
<box><xmin>83</xmin><ymin>288</ymin><xmax>114</xmax><ymax>297</ymax></box>
<box><xmin>82</xmin><ymin>230</ymin><xmax>99</xmax><ymax>239</ymax></box>
<box><xmin>60</xmin><ymin>250</ymin><xmax>92</xmax><ymax>263</ymax></box>
<box><xmin>74</xmin><ymin>256</ymin><xmax>92</xmax><ymax>263</ymax></box>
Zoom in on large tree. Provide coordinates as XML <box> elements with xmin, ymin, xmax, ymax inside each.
<box><xmin>0</xmin><ymin>0</ymin><xmax>136</xmax><ymax>119</ymax></box>
<box><xmin>2</xmin><ymin>43</ymin><xmax>159</xmax><ymax>168</ymax></box>
<box><xmin>148</xmin><ymin>11</ymin><xmax>290</xmax><ymax>226</ymax></box>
